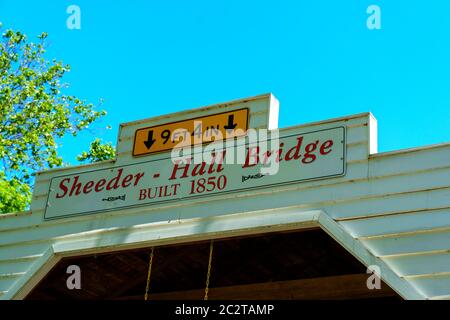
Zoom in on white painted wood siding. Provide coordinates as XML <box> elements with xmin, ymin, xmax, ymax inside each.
<box><xmin>0</xmin><ymin>111</ymin><xmax>449</xmax><ymax>300</ymax></box>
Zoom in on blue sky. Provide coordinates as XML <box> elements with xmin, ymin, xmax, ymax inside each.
<box><xmin>1</xmin><ymin>1</ymin><xmax>449</xmax><ymax>163</ymax></box>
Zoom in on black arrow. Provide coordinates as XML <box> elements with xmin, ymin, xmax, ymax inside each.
<box><xmin>223</xmin><ymin>114</ymin><xmax>237</xmax><ymax>133</ymax></box>
<box><xmin>144</xmin><ymin>130</ymin><xmax>156</xmax><ymax>149</ymax></box>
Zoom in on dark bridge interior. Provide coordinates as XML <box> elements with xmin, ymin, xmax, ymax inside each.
<box><xmin>26</xmin><ymin>228</ymin><xmax>401</xmax><ymax>300</ymax></box>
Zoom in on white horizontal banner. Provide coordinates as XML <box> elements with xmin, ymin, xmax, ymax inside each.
<box><xmin>44</xmin><ymin>127</ymin><xmax>346</xmax><ymax>220</ymax></box>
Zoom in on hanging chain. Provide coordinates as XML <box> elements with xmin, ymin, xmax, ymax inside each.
<box><xmin>204</xmin><ymin>240</ymin><xmax>214</xmax><ymax>300</ymax></box>
<box><xmin>144</xmin><ymin>247</ymin><xmax>155</xmax><ymax>301</ymax></box>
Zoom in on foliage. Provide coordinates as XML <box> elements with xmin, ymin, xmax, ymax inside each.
<box><xmin>77</xmin><ymin>138</ymin><xmax>115</xmax><ymax>163</ymax></box>
<box><xmin>0</xmin><ymin>24</ymin><xmax>113</xmax><ymax>213</ymax></box>
<box><xmin>0</xmin><ymin>172</ymin><xmax>31</xmax><ymax>213</ymax></box>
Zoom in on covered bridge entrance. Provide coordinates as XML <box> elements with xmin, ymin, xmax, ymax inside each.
<box><xmin>1</xmin><ymin>94</ymin><xmax>449</xmax><ymax>300</ymax></box>
<box><xmin>26</xmin><ymin>228</ymin><xmax>399</xmax><ymax>300</ymax></box>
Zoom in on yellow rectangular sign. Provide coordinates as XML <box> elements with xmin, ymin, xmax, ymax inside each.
<box><xmin>133</xmin><ymin>108</ymin><xmax>249</xmax><ymax>156</ymax></box>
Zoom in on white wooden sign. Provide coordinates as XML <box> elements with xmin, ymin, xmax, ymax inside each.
<box><xmin>44</xmin><ymin>127</ymin><xmax>346</xmax><ymax>220</ymax></box>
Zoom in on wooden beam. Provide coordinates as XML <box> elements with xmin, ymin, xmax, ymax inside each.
<box><xmin>114</xmin><ymin>274</ymin><xmax>398</xmax><ymax>300</ymax></box>
<box><xmin>102</xmin><ymin>254</ymin><xmax>149</xmax><ymax>299</ymax></box>
<box><xmin>104</xmin><ymin>249</ymin><xmax>196</xmax><ymax>299</ymax></box>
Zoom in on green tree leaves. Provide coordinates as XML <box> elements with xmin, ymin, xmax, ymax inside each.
<box><xmin>77</xmin><ymin>138</ymin><xmax>115</xmax><ymax>163</ymax></box>
<box><xmin>0</xmin><ymin>172</ymin><xmax>31</xmax><ymax>213</ymax></box>
<box><xmin>0</xmin><ymin>25</ymin><xmax>114</xmax><ymax>213</ymax></box>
